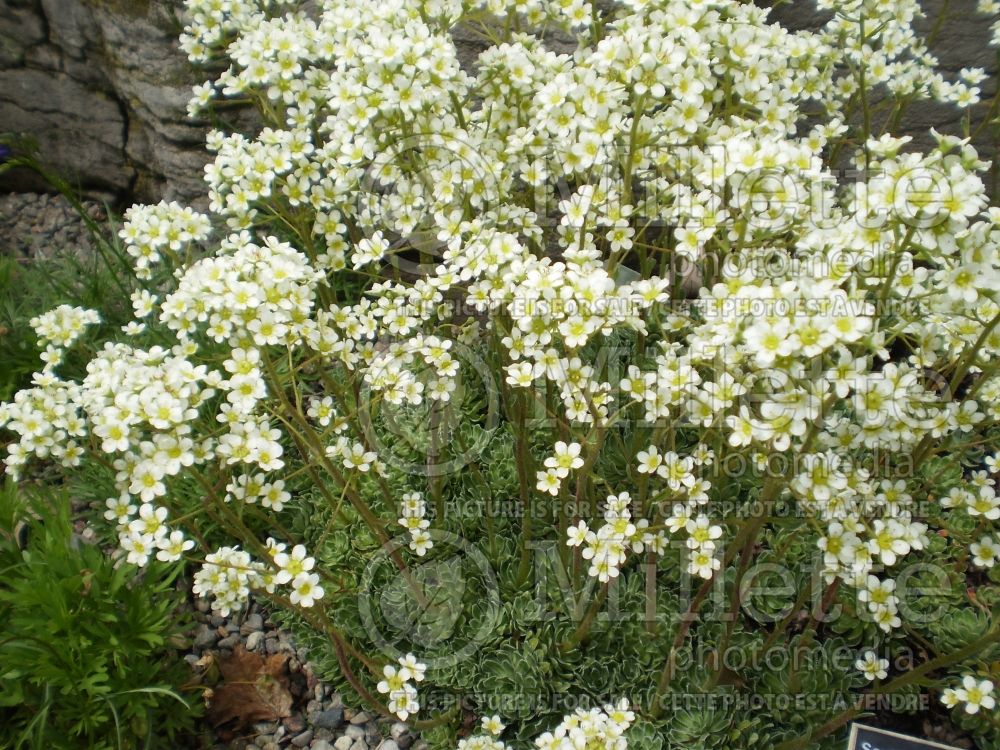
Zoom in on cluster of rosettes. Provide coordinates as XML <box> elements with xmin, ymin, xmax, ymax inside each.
<box><xmin>398</xmin><ymin>491</ymin><xmax>433</xmax><ymax>556</ymax></box>
<box><xmin>119</xmin><ymin>201</ymin><xmax>211</xmax><ymax>279</ymax></box>
<box><xmin>376</xmin><ymin>653</ymin><xmax>427</xmax><ymax>721</ymax></box>
<box><xmin>566</xmin><ymin>492</ymin><xmax>665</xmax><ymax>583</ymax></box>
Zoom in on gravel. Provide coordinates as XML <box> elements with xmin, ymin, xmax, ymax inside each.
<box><xmin>0</xmin><ymin>191</ymin><xmax>103</xmax><ymax>262</ymax></box>
<box><xmin>188</xmin><ymin>600</ymin><xmax>413</xmax><ymax>750</ymax></box>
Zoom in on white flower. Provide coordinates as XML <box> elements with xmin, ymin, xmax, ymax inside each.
<box><xmin>855</xmin><ymin>650</ymin><xmax>889</xmax><ymax>682</ymax></box>
<box><xmin>953</xmin><ymin>676</ymin><xmax>996</xmax><ymax>714</ymax></box>
<box><xmin>290</xmin><ymin>572</ymin><xmax>324</xmax><ymax>607</ymax></box>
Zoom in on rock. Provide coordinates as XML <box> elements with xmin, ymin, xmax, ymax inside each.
<box><xmin>0</xmin><ymin>0</ymin><xmax>208</xmax><ymax>203</ymax></box>
<box><xmin>241</xmin><ymin>613</ymin><xmax>264</xmax><ymax>635</ymax></box>
<box><xmin>312</xmin><ymin>707</ymin><xmax>344</xmax><ymax>731</ymax></box>
<box><xmin>377</xmin><ymin>741</ymin><xmax>400</xmax><ymax>750</ymax></box>
<box><xmin>291</xmin><ymin>729</ymin><xmax>313</xmax><ymax>747</ymax></box>
<box><xmin>345</xmin><ymin>725</ymin><xmax>365</xmax><ymax>740</ymax></box>
<box><xmin>389</xmin><ymin>723</ymin><xmax>409</xmax><ymax>741</ymax></box>
<box><xmin>350</xmin><ymin>740</ymin><xmax>368</xmax><ymax>750</ymax></box>
<box><xmin>350</xmin><ymin>711</ymin><xmax>372</xmax><ymax>725</ymax></box>
<box><xmin>217</xmin><ymin>633</ymin><xmax>240</xmax><ymax>649</ymax></box>
<box><xmin>283</xmin><ymin>714</ymin><xmax>306</xmax><ymax>734</ymax></box>
<box><xmin>246</xmin><ymin>630</ymin><xmax>265</xmax><ymax>651</ymax></box>
<box><xmin>311</xmin><ymin>742</ymin><xmax>335</xmax><ymax>750</ymax></box>
<box><xmin>192</xmin><ymin>624</ymin><xmax>218</xmax><ymax>650</ymax></box>
<box><xmin>334</xmin><ymin>737</ymin><xmax>354</xmax><ymax>750</ymax></box>
<box><xmin>315</xmin><ymin>729</ymin><xmax>335</xmax><ymax>741</ymax></box>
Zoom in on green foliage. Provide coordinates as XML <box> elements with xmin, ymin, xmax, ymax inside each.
<box><xmin>0</xmin><ymin>481</ymin><xmax>201</xmax><ymax>749</ymax></box>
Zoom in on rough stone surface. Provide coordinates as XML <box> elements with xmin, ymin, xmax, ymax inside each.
<box><xmin>0</xmin><ymin>0</ymin><xmax>208</xmax><ymax>203</ymax></box>
<box><xmin>0</xmin><ymin>191</ymin><xmax>102</xmax><ymax>261</ymax></box>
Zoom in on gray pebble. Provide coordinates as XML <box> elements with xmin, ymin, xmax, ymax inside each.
<box><xmin>350</xmin><ymin>740</ymin><xmax>368</xmax><ymax>750</ymax></box>
<box><xmin>193</xmin><ymin>624</ymin><xmax>218</xmax><ymax>649</ymax></box>
<box><xmin>241</xmin><ymin>613</ymin><xmax>264</xmax><ymax>635</ymax></box>
<box><xmin>377</xmin><ymin>741</ymin><xmax>400</xmax><ymax>750</ymax></box>
<box><xmin>350</xmin><ymin>711</ymin><xmax>372</xmax><ymax>725</ymax></box>
<box><xmin>389</xmin><ymin>724</ymin><xmax>410</xmax><ymax>745</ymax></box>
<box><xmin>210</xmin><ymin>615</ymin><xmax>225</xmax><ymax>627</ymax></box>
<box><xmin>312</xmin><ymin>707</ymin><xmax>344</xmax><ymax>731</ymax></box>
<box><xmin>291</xmin><ymin>729</ymin><xmax>314</xmax><ymax>747</ymax></box>
<box><xmin>311</xmin><ymin>743</ymin><xmax>335</xmax><ymax>750</ymax></box>
<box><xmin>217</xmin><ymin>634</ymin><xmax>240</xmax><ymax>649</ymax></box>
<box><xmin>345</xmin><ymin>725</ymin><xmax>365</xmax><ymax>740</ymax></box>
<box><xmin>246</xmin><ymin>630</ymin><xmax>265</xmax><ymax>651</ymax></box>
<box><xmin>334</xmin><ymin>737</ymin><xmax>354</xmax><ymax>750</ymax></box>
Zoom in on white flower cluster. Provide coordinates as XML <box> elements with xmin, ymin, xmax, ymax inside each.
<box><xmin>567</xmin><ymin>492</ymin><xmax>666</xmax><ymax>583</ymax></box>
<box><xmin>460</xmin><ymin>702</ymin><xmax>633</xmax><ymax>750</ymax></box>
<box><xmin>192</xmin><ymin>545</ymin><xmax>271</xmax><ymax>617</ymax></box>
<box><xmin>942</xmin><ymin>676</ymin><xmax>997</xmax><ymax>715</ymax></box>
<box><xmin>536</xmin><ymin>441</ymin><xmax>583</xmax><ymax>496</ymax></box>
<box><xmin>120</xmin><ymin>201</ymin><xmax>211</xmax><ymax>279</ymax></box>
<box><xmin>3</xmin><ymin>0</ymin><xmax>1000</xmax><ymax>739</ymax></box>
<box><xmin>29</xmin><ymin>304</ymin><xmax>101</xmax><ymax>371</ymax></box>
<box><xmin>192</xmin><ymin>539</ymin><xmax>324</xmax><ymax>615</ymax></box>
<box><xmin>376</xmin><ymin>653</ymin><xmax>426</xmax><ymax>721</ymax></box>
<box><xmin>398</xmin><ymin>491</ymin><xmax>433</xmax><ymax>556</ymax></box>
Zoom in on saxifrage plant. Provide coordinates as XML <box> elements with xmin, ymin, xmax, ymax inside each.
<box><xmin>4</xmin><ymin>0</ymin><xmax>1000</xmax><ymax>747</ymax></box>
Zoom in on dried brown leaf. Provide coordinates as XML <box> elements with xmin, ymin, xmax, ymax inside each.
<box><xmin>207</xmin><ymin>645</ymin><xmax>293</xmax><ymax>728</ymax></box>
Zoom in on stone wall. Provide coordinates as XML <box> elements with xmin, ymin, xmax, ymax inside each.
<box><xmin>0</xmin><ymin>0</ymin><xmax>996</xmax><ymax>206</ymax></box>
<box><xmin>0</xmin><ymin>0</ymin><xmax>207</xmax><ymax>204</ymax></box>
